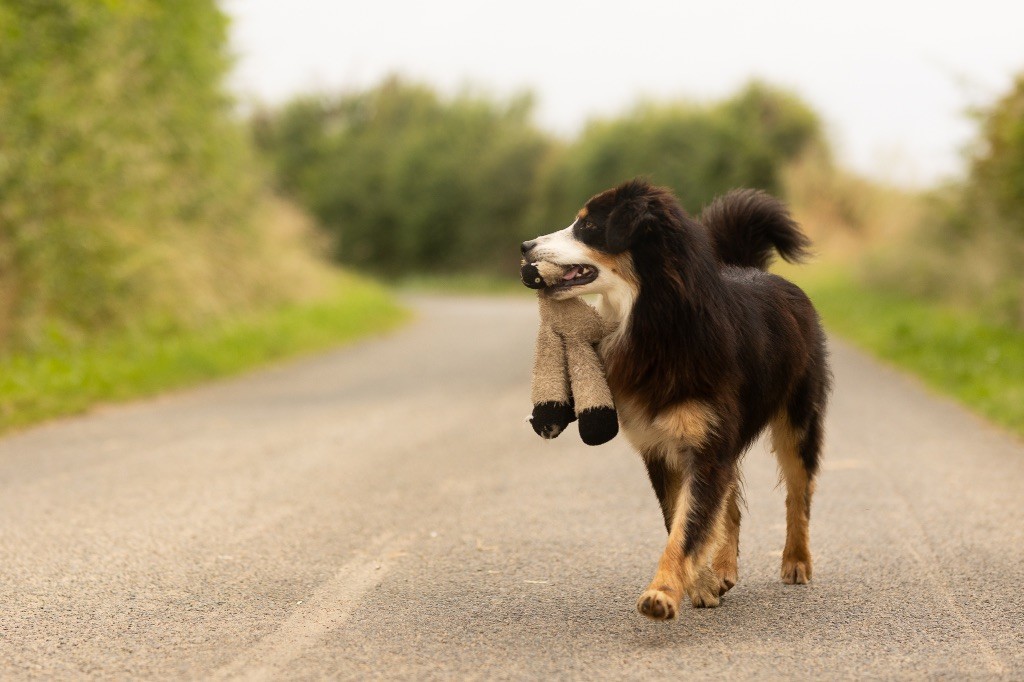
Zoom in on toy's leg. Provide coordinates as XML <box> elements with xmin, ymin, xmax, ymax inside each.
<box><xmin>530</xmin><ymin>326</ymin><xmax>574</xmax><ymax>439</ymax></box>
<box><xmin>564</xmin><ymin>340</ymin><xmax>618</xmax><ymax>445</ymax></box>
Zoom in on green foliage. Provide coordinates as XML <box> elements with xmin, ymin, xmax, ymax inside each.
<box><xmin>794</xmin><ymin>267</ymin><xmax>1024</xmax><ymax>437</ymax></box>
<box><xmin>972</xmin><ymin>75</ymin><xmax>1024</xmax><ymax>231</ymax></box>
<box><xmin>867</xmin><ymin>74</ymin><xmax>1024</xmax><ymax>327</ymax></box>
<box><xmin>253</xmin><ymin>79</ymin><xmax>552</xmax><ymax>275</ymax></box>
<box><xmin>255</xmin><ymin>80</ymin><xmax>821</xmax><ymax>275</ymax></box>
<box><xmin>533</xmin><ymin>82</ymin><xmax>822</xmax><ymax>229</ymax></box>
<box><xmin>0</xmin><ymin>0</ymin><xmax>320</xmax><ymax>349</ymax></box>
<box><xmin>0</xmin><ymin>272</ymin><xmax>407</xmax><ymax>435</ymax></box>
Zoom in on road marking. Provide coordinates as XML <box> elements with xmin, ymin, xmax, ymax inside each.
<box><xmin>212</xmin><ymin>532</ymin><xmax>407</xmax><ymax>681</ymax></box>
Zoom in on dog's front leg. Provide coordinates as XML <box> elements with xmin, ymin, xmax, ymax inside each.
<box><xmin>637</xmin><ymin>454</ymin><xmax>737</xmax><ymax>620</ymax></box>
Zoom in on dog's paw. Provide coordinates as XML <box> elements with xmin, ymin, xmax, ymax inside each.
<box><xmin>712</xmin><ymin>553</ymin><xmax>738</xmax><ymax>596</ymax></box>
<box><xmin>781</xmin><ymin>557</ymin><xmax>812</xmax><ymax>585</ymax></box>
<box><xmin>636</xmin><ymin>588</ymin><xmax>678</xmax><ymax>621</ymax></box>
<box><xmin>687</xmin><ymin>566</ymin><xmax>722</xmax><ymax>608</ymax></box>
<box><xmin>715</xmin><ymin>566</ymin><xmax>737</xmax><ymax>596</ymax></box>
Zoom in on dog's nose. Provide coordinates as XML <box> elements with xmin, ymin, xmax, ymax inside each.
<box><xmin>521</xmin><ymin>240</ymin><xmax>537</xmax><ymax>256</ymax></box>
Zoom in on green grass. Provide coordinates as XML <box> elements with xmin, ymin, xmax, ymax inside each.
<box><xmin>790</xmin><ymin>266</ymin><xmax>1024</xmax><ymax>438</ymax></box>
<box><xmin>0</xmin><ymin>273</ymin><xmax>408</xmax><ymax>435</ymax></box>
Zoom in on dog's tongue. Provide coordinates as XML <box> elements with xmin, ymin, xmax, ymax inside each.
<box><xmin>562</xmin><ymin>266</ymin><xmax>581</xmax><ymax>281</ymax></box>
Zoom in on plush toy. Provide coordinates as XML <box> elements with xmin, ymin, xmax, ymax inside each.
<box><xmin>521</xmin><ymin>260</ymin><xmax>619</xmax><ymax>446</ymax></box>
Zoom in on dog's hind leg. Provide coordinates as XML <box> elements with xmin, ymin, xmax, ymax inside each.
<box><xmin>771</xmin><ymin>404</ymin><xmax>823</xmax><ymax>585</ymax></box>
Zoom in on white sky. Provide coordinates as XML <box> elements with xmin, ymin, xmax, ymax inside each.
<box><xmin>224</xmin><ymin>0</ymin><xmax>1024</xmax><ymax>187</ymax></box>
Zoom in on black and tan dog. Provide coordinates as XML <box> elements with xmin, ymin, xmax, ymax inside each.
<box><xmin>521</xmin><ymin>179</ymin><xmax>831</xmax><ymax>620</ymax></box>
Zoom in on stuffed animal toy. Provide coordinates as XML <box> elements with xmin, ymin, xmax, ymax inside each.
<box><xmin>521</xmin><ymin>260</ymin><xmax>619</xmax><ymax>446</ymax></box>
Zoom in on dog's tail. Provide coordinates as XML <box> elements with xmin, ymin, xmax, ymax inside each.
<box><xmin>700</xmin><ymin>189</ymin><xmax>812</xmax><ymax>270</ymax></box>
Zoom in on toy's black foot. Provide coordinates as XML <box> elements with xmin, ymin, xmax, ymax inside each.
<box><xmin>530</xmin><ymin>401</ymin><xmax>575</xmax><ymax>439</ymax></box>
<box><xmin>577</xmin><ymin>406</ymin><xmax>618</xmax><ymax>445</ymax></box>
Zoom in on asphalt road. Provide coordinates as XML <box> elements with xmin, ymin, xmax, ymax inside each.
<box><xmin>1</xmin><ymin>295</ymin><xmax>1022</xmax><ymax>680</ymax></box>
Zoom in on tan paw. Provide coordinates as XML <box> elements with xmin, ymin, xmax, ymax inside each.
<box><xmin>716</xmin><ymin>566</ymin><xmax>738</xmax><ymax>596</ymax></box>
<box><xmin>637</xmin><ymin>588</ymin><xmax>678</xmax><ymax>620</ymax></box>
<box><xmin>781</xmin><ymin>557</ymin><xmax>812</xmax><ymax>584</ymax></box>
<box><xmin>688</xmin><ymin>566</ymin><xmax>722</xmax><ymax>608</ymax></box>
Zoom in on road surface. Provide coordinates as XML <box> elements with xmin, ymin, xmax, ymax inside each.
<box><xmin>1</xmin><ymin>296</ymin><xmax>1022</xmax><ymax>679</ymax></box>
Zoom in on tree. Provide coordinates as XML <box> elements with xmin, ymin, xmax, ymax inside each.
<box><xmin>254</xmin><ymin>78</ymin><xmax>552</xmax><ymax>275</ymax></box>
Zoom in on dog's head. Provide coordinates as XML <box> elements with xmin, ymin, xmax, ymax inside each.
<box><xmin>520</xmin><ymin>179</ymin><xmax>670</xmax><ymax>301</ymax></box>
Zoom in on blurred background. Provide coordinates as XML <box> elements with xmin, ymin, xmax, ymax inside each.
<box><xmin>0</xmin><ymin>0</ymin><xmax>1021</xmax><ymax>435</ymax></box>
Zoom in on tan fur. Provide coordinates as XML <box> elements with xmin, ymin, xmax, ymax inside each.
<box><xmin>616</xmin><ymin>394</ymin><xmax>668</xmax><ymax>456</ymax></box>
<box><xmin>589</xmin><ymin>250</ymin><xmax>640</xmax><ymax>348</ymax></box>
<box><xmin>653</xmin><ymin>401</ymin><xmax>719</xmax><ymax>449</ymax></box>
<box><xmin>635</xmin><ymin>482</ymin><xmax>692</xmax><ymax>620</ymax></box>
<box><xmin>637</xmin><ymin>479</ymin><xmax>733</xmax><ymax>619</ymax></box>
<box><xmin>711</xmin><ymin>487</ymin><xmax>741</xmax><ymax>595</ymax></box>
<box><xmin>771</xmin><ymin>414</ymin><xmax>814</xmax><ymax>584</ymax></box>
<box><xmin>587</xmin><ymin>249</ymin><xmax>636</xmax><ymax>282</ymax></box>
<box><xmin>576</xmin><ymin>207</ymin><xmax>588</xmax><ymax>219</ymax></box>
<box><xmin>615</xmin><ymin>395</ymin><xmax>718</xmax><ymax>462</ymax></box>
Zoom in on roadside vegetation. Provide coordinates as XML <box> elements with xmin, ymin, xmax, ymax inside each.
<box><xmin>783</xmin><ymin>75</ymin><xmax>1024</xmax><ymax>437</ymax></box>
<box><xmin>253</xmin><ymin>79</ymin><xmax>821</xmax><ymax>278</ymax></box>
<box><xmin>2</xmin><ymin>0</ymin><xmax>1019</xmax><ymax>437</ymax></box>
<box><xmin>801</xmin><ymin>268</ymin><xmax>1024</xmax><ymax>436</ymax></box>
<box><xmin>257</xmin><ymin>74</ymin><xmax>1023</xmax><ymax>437</ymax></box>
<box><xmin>865</xmin><ymin>76</ymin><xmax>1024</xmax><ymax>329</ymax></box>
<box><xmin>0</xmin><ymin>273</ymin><xmax>406</xmax><ymax>435</ymax></box>
<box><xmin>0</xmin><ymin>1</ymin><xmax>406</xmax><ymax>433</ymax></box>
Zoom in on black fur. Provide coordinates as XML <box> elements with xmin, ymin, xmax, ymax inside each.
<box><xmin>581</xmin><ymin>179</ymin><xmax>831</xmax><ymax>563</ymax></box>
<box><xmin>643</xmin><ymin>456</ymin><xmax>675</xmax><ymax>533</ymax></box>
<box><xmin>701</xmin><ymin>188</ymin><xmax>812</xmax><ymax>270</ymax></box>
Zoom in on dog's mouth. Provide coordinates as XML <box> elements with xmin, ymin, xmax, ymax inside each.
<box><xmin>550</xmin><ymin>264</ymin><xmax>598</xmax><ymax>290</ymax></box>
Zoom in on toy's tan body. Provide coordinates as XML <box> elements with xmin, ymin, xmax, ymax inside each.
<box><xmin>532</xmin><ymin>296</ymin><xmax>616</xmax><ymax>415</ymax></box>
<box><xmin>527</xmin><ymin>262</ymin><xmax>620</xmax><ymax>445</ymax></box>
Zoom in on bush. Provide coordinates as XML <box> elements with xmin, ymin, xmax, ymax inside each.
<box><xmin>866</xmin><ymin>74</ymin><xmax>1024</xmax><ymax>327</ymax></box>
<box><xmin>533</xmin><ymin>82</ymin><xmax>822</xmax><ymax>227</ymax></box>
<box><xmin>253</xmin><ymin>78</ymin><xmax>553</xmax><ymax>276</ymax></box>
<box><xmin>0</xmin><ymin>0</ymin><xmax>325</xmax><ymax>349</ymax></box>
<box><xmin>255</xmin><ymin>80</ymin><xmax>822</xmax><ymax>275</ymax></box>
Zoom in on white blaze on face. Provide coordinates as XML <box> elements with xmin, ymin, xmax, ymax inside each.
<box><xmin>526</xmin><ymin>221</ymin><xmax>637</xmax><ymax>332</ymax></box>
<box><xmin>528</xmin><ymin>224</ymin><xmax>591</xmax><ymax>265</ymax></box>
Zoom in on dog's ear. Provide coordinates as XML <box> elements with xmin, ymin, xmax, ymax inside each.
<box><xmin>606</xmin><ymin>196</ymin><xmax>653</xmax><ymax>253</ymax></box>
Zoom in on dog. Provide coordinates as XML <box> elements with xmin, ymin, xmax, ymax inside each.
<box><xmin>520</xmin><ymin>178</ymin><xmax>830</xmax><ymax>620</ymax></box>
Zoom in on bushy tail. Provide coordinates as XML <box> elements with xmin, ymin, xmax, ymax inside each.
<box><xmin>701</xmin><ymin>189</ymin><xmax>812</xmax><ymax>270</ymax></box>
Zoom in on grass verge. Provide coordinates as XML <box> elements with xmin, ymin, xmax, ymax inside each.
<box><xmin>790</xmin><ymin>266</ymin><xmax>1024</xmax><ymax>438</ymax></box>
<box><xmin>0</xmin><ymin>272</ymin><xmax>408</xmax><ymax>436</ymax></box>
